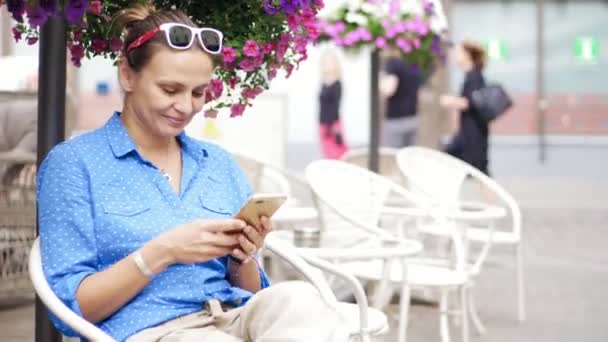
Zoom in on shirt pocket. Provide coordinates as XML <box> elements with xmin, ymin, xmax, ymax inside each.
<box><xmin>199</xmin><ymin>194</ymin><xmax>233</xmax><ymax>217</ymax></box>
<box><xmin>102</xmin><ymin>200</ymin><xmax>151</xmax><ymax>217</ymax></box>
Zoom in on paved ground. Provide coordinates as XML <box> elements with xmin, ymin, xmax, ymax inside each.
<box><xmin>1</xmin><ymin>142</ymin><xmax>606</xmax><ymax>341</ymax></box>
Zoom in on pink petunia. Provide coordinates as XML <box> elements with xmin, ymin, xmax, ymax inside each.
<box><xmin>88</xmin><ymin>0</ymin><xmax>102</xmax><ymax>15</ymax></box>
<box><xmin>239</xmin><ymin>58</ymin><xmax>257</xmax><ymax>72</ymax></box>
<box><xmin>263</xmin><ymin>43</ymin><xmax>273</xmax><ymax>55</ymax></box>
<box><xmin>230</xmin><ymin>103</ymin><xmax>246</xmax><ymax>117</ymax></box>
<box><xmin>375</xmin><ymin>37</ymin><xmax>388</xmax><ymax>49</ymax></box>
<box><xmin>284</xmin><ymin>63</ymin><xmax>294</xmax><ymax>78</ymax></box>
<box><xmin>267</xmin><ymin>68</ymin><xmax>278</xmax><ymax>80</ymax></box>
<box><xmin>287</xmin><ymin>14</ymin><xmax>299</xmax><ymax>31</ymax></box>
<box><xmin>223</xmin><ymin>46</ymin><xmax>237</xmax><ymax>63</ymax></box>
<box><xmin>299</xmin><ymin>8</ymin><xmax>315</xmax><ymax>25</ymax></box>
<box><xmin>396</xmin><ymin>38</ymin><xmax>412</xmax><ymax>53</ymax></box>
<box><xmin>209</xmin><ymin>79</ymin><xmax>224</xmax><ymax>98</ymax></box>
<box><xmin>91</xmin><ymin>38</ymin><xmax>107</xmax><ymax>54</ymax></box>
<box><xmin>109</xmin><ymin>37</ymin><xmax>122</xmax><ymax>52</ymax></box>
<box><xmin>229</xmin><ymin>76</ymin><xmax>240</xmax><ymax>90</ymax></box>
<box><xmin>243</xmin><ymin>40</ymin><xmax>260</xmax><ymax>58</ymax></box>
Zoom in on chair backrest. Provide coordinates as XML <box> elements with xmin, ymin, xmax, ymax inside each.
<box><xmin>306</xmin><ymin>160</ymin><xmax>394</xmax><ymax>237</ymax></box>
<box><xmin>397</xmin><ymin>146</ymin><xmax>522</xmax><ymax>240</ymax></box>
<box><xmin>232</xmin><ymin>153</ymin><xmax>292</xmax><ymax>196</ymax></box>
<box><xmin>341</xmin><ymin>147</ymin><xmax>405</xmax><ymax>185</ymax></box>
<box><xmin>29</xmin><ymin>239</ymin><xmax>115</xmax><ymax>341</ymax></box>
<box><xmin>306</xmin><ymin>159</ymin><xmax>467</xmax><ymax>272</ymax></box>
<box><xmin>396</xmin><ymin>146</ymin><xmax>468</xmax><ymax>204</ymax></box>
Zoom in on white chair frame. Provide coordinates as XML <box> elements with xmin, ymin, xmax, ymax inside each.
<box><xmin>29</xmin><ymin>237</ymin><xmax>387</xmax><ymax>342</ymax></box>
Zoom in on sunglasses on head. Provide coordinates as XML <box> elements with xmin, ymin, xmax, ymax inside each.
<box><xmin>127</xmin><ymin>23</ymin><xmax>223</xmax><ymax>55</ymax></box>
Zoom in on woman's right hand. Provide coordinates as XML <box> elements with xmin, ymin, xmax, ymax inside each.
<box><xmin>151</xmin><ymin>219</ymin><xmax>247</xmax><ymax>266</ymax></box>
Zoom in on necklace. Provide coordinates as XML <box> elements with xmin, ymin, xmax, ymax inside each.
<box><xmin>137</xmin><ymin>142</ymin><xmax>172</xmax><ymax>182</ymax></box>
<box><xmin>160</xmin><ymin>142</ymin><xmax>172</xmax><ymax>182</ymax></box>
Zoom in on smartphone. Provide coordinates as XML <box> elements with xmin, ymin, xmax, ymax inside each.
<box><xmin>234</xmin><ymin>193</ymin><xmax>287</xmax><ymax>229</ymax></box>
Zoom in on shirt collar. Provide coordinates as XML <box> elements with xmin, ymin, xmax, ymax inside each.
<box><xmin>105</xmin><ymin>112</ymin><xmax>208</xmax><ymax>162</ymax></box>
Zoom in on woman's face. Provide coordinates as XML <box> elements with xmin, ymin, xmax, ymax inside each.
<box><xmin>455</xmin><ymin>45</ymin><xmax>473</xmax><ymax>70</ymax></box>
<box><xmin>119</xmin><ymin>47</ymin><xmax>214</xmax><ymax>138</ymax></box>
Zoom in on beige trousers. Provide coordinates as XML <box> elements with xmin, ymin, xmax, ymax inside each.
<box><xmin>127</xmin><ymin>281</ymin><xmax>351</xmax><ymax>342</ymax></box>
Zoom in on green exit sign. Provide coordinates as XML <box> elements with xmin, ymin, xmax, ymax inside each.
<box><xmin>486</xmin><ymin>39</ymin><xmax>507</xmax><ymax>61</ymax></box>
<box><xmin>575</xmin><ymin>37</ymin><xmax>599</xmax><ymax>63</ymax></box>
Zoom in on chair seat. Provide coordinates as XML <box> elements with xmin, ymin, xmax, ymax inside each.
<box><xmin>340</xmin><ymin>260</ymin><xmax>469</xmax><ymax>287</ymax></box>
<box><xmin>336</xmin><ymin>302</ymin><xmax>389</xmax><ymax>336</ymax></box>
<box><xmin>419</xmin><ymin>224</ymin><xmax>520</xmax><ymax>244</ymax></box>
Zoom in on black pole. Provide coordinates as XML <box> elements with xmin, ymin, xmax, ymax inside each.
<box><xmin>35</xmin><ymin>14</ymin><xmax>66</xmax><ymax>342</ymax></box>
<box><xmin>536</xmin><ymin>0</ymin><xmax>546</xmax><ymax>162</ymax></box>
<box><xmin>369</xmin><ymin>49</ymin><xmax>380</xmax><ymax>172</ymax></box>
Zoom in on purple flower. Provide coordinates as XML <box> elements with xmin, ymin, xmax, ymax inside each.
<box><xmin>423</xmin><ymin>0</ymin><xmax>435</xmax><ymax>15</ymax></box>
<box><xmin>39</xmin><ymin>0</ymin><xmax>57</xmax><ymax>14</ymax></box>
<box><xmin>281</xmin><ymin>0</ymin><xmax>299</xmax><ymax>14</ymax></box>
<box><xmin>26</xmin><ymin>6</ymin><xmax>48</xmax><ymax>28</ymax></box>
<box><xmin>64</xmin><ymin>0</ymin><xmax>88</xmax><ymax>25</ymax></box>
<box><xmin>7</xmin><ymin>0</ymin><xmax>26</xmax><ymax>22</ymax></box>
<box><xmin>263</xmin><ymin>0</ymin><xmax>280</xmax><ymax>15</ymax></box>
<box><xmin>243</xmin><ymin>40</ymin><xmax>260</xmax><ymax>58</ymax></box>
<box><xmin>27</xmin><ymin>36</ymin><xmax>38</xmax><ymax>45</ymax></box>
<box><xmin>11</xmin><ymin>27</ymin><xmax>22</xmax><ymax>42</ymax></box>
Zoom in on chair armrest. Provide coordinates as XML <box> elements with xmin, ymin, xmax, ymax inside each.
<box><xmin>29</xmin><ymin>239</ymin><xmax>115</xmax><ymax>342</ymax></box>
<box><xmin>298</xmin><ymin>254</ymin><xmax>375</xmax><ymax>336</ymax></box>
<box><xmin>264</xmin><ymin>234</ymin><xmax>338</xmax><ymax>306</ymax></box>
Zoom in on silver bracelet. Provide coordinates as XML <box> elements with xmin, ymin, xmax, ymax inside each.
<box><xmin>133</xmin><ymin>250</ymin><xmax>155</xmax><ymax>279</ymax></box>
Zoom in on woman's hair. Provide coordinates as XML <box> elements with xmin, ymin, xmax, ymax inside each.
<box><xmin>461</xmin><ymin>40</ymin><xmax>487</xmax><ymax>70</ymax></box>
<box><xmin>114</xmin><ymin>2</ymin><xmax>205</xmax><ymax>72</ymax></box>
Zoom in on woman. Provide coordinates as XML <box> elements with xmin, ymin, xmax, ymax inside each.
<box><xmin>380</xmin><ymin>50</ymin><xmax>422</xmax><ymax>148</ymax></box>
<box><xmin>38</xmin><ymin>4</ymin><xmax>349</xmax><ymax>341</ymax></box>
<box><xmin>440</xmin><ymin>41</ymin><xmax>490</xmax><ymax>174</ymax></box>
<box><xmin>318</xmin><ymin>51</ymin><xmax>348</xmax><ymax>159</ymax></box>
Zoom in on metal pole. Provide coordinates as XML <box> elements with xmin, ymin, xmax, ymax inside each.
<box><xmin>536</xmin><ymin>0</ymin><xmax>546</xmax><ymax>162</ymax></box>
<box><xmin>1</xmin><ymin>6</ymin><xmax>12</xmax><ymax>55</ymax></box>
<box><xmin>35</xmin><ymin>13</ymin><xmax>66</xmax><ymax>342</ymax></box>
<box><xmin>369</xmin><ymin>49</ymin><xmax>380</xmax><ymax>172</ymax></box>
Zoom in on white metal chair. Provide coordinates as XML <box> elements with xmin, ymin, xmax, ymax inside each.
<box><xmin>396</xmin><ymin>146</ymin><xmax>525</xmax><ymax>322</ymax></box>
<box><xmin>305</xmin><ymin>159</ymin><xmax>489</xmax><ymax>342</ymax></box>
<box><xmin>29</xmin><ymin>237</ymin><xmax>387</xmax><ymax>342</ymax></box>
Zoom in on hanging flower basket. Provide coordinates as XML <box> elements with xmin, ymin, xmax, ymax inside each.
<box><xmin>2</xmin><ymin>0</ymin><xmax>324</xmax><ymax>117</ymax></box>
<box><xmin>317</xmin><ymin>0</ymin><xmax>448</xmax><ymax>74</ymax></box>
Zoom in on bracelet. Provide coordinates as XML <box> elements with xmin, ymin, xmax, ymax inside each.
<box><xmin>133</xmin><ymin>250</ymin><xmax>155</xmax><ymax>279</ymax></box>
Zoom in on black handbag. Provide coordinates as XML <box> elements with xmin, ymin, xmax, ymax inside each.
<box><xmin>471</xmin><ymin>84</ymin><xmax>513</xmax><ymax>123</ymax></box>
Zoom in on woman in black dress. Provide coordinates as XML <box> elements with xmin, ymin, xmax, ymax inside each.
<box><xmin>441</xmin><ymin>41</ymin><xmax>490</xmax><ymax>174</ymax></box>
<box><xmin>318</xmin><ymin>51</ymin><xmax>348</xmax><ymax>159</ymax></box>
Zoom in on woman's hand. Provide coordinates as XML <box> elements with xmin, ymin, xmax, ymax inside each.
<box><xmin>229</xmin><ymin>216</ymin><xmax>273</xmax><ymax>264</ymax></box>
<box><xmin>440</xmin><ymin>94</ymin><xmax>469</xmax><ymax>111</ymax></box>
<box><xmin>152</xmin><ymin>219</ymin><xmax>247</xmax><ymax>267</ymax></box>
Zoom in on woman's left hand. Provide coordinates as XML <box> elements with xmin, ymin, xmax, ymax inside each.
<box><xmin>230</xmin><ymin>216</ymin><xmax>272</xmax><ymax>264</ymax></box>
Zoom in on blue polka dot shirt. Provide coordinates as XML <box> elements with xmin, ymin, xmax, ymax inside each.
<box><xmin>37</xmin><ymin>113</ymin><xmax>270</xmax><ymax>341</ymax></box>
